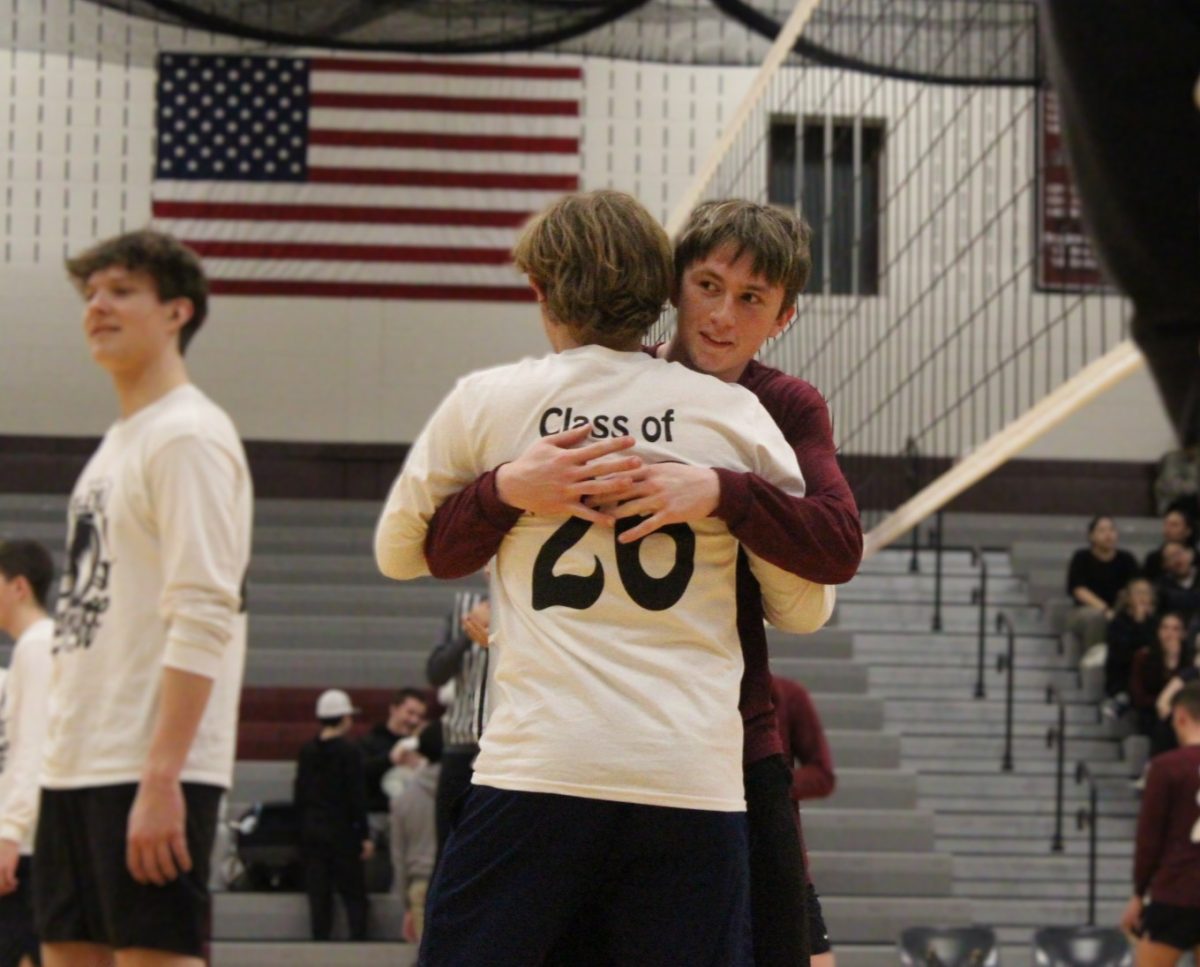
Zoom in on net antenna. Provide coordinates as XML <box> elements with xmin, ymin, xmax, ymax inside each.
<box><xmin>658</xmin><ymin>0</ymin><xmax>1139</xmax><ymax>558</ymax></box>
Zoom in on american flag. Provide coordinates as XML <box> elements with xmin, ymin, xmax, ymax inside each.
<box><xmin>150</xmin><ymin>53</ymin><xmax>582</xmax><ymax>301</ymax></box>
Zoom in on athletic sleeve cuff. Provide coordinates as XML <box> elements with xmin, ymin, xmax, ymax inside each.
<box><xmin>713</xmin><ymin>468</ymin><xmax>752</xmax><ymax>528</ymax></box>
<box><xmin>479</xmin><ymin>467</ymin><xmax>524</xmax><ymax>530</ymax></box>
<box><xmin>162</xmin><ymin>619</ymin><xmax>228</xmax><ymax>680</ymax></box>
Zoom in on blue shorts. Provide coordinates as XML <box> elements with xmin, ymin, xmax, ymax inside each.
<box><xmin>419</xmin><ymin>784</ymin><xmax>752</xmax><ymax>967</ymax></box>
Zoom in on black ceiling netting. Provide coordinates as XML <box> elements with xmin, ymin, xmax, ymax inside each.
<box><xmin>82</xmin><ymin>0</ymin><xmax>1041</xmax><ymax>84</ymax></box>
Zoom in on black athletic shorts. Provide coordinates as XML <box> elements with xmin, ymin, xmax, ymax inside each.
<box><xmin>0</xmin><ymin>856</ymin><xmax>40</xmax><ymax>967</ymax></box>
<box><xmin>805</xmin><ymin>881</ymin><xmax>832</xmax><ymax>956</ymax></box>
<box><xmin>1142</xmin><ymin>901</ymin><xmax>1200</xmax><ymax>951</ymax></box>
<box><xmin>33</xmin><ymin>782</ymin><xmax>222</xmax><ymax>957</ymax></box>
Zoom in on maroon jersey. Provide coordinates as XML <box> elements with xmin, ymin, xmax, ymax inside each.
<box><xmin>422</xmin><ymin>351</ymin><xmax>863</xmax><ymax>765</ymax></box>
<box><xmin>771</xmin><ymin>675</ymin><xmax>837</xmax><ymax>803</ymax></box>
<box><xmin>1135</xmin><ymin>743</ymin><xmax>1200</xmax><ymax>907</ymax></box>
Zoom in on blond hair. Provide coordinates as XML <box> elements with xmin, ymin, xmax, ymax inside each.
<box><xmin>674</xmin><ymin>200</ymin><xmax>813</xmax><ymax>312</ymax></box>
<box><xmin>512</xmin><ymin>190</ymin><xmax>672</xmax><ymax>348</ymax></box>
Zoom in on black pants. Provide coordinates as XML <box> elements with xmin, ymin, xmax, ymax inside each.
<box><xmin>1041</xmin><ymin>0</ymin><xmax>1200</xmax><ymax>446</ymax></box>
<box><xmin>746</xmin><ymin>754</ymin><xmax>811</xmax><ymax>967</ymax></box>
<box><xmin>434</xmin><ymin>745</ymin><xmax>477</xmax><ymax>857</ymax></box>
<box><xmin>302</xmin><ymin>836</ymin><xmax>368</xmax><ymax>941</ymax></box>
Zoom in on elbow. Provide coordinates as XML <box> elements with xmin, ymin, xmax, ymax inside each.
<box><xmin>770</xmin><ymin>586</ymin><xmax>837</xmax><ymax>634</ymax></box>
<box><xmin>426</xmin><ymin>555</ymin><xmax>474</xmax><ymax>581</ymax></box>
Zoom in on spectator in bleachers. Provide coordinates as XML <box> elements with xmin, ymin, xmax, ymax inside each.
<box><xmin>1120</xmin><ymin>682</ymin><xmax>1200</xmax><ymax>961</ymax></box>
<box><xmin>426</xmin><ymin>591</ymin><xmax>489</xmax><ymax>854</ymax></box>
<box><xmin>1142</xmin><ymin>510</ymin><xmax>1196</xmax><ymax>582</ymax></box>
<box><xmin>1131</xmin><ymin>614</ymin><xmax>1195</xmax><ymax>759</ymax></box>
<box><xmin>1102</xmin><ymin>579</ymin><xmax>1158</xmax><ymax>721</ymax></box>
<box><xmin>391</xmin><ymin>719</ymin><xmax>441</xmax><ymax>946</ymax></box>
<box><xmin>771</xmin><ymin>675</ymin><xmax>836</xmax><ymax>967</ymax></box>
<box><xmin>294</xmin><ymin>689</ymin><xmax>373</xmax><ymax>942</ymax></box>
<box><xmin>359</xmin><ymin>688</ymin><xmax>428</xmax><ymax>815</ymax></box>
<box><xmin>1155</xmin><ymin>541</ymin><xmax>1200</xmax><ymax>625</ymax></box>
<box><xmin>1066</xmin><ymin>516</ymin><xmax>1141</xmax><ymax>652</ymax></box>
<box><xmin>1153</xmin><ymin>446</ymin><xmax>1199</xmax><ymax>519</ymax></box>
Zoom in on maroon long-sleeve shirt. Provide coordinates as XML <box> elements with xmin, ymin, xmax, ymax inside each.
<box><xmin>422</xmin><ymin>352</ymin><xmax>863</xmax><ymax>765</ymax></box>
<box><xmin>771</xmin><ymin>675</ymin><xmax>837</xmax><ymax>803</ymax></box>
<box><xmin>1133</xmin><ymin>743</ymin><xmax>1200</xmax><ymax>907</ymax></box>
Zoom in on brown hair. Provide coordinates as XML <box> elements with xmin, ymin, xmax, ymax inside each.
<box><xmin>674</xmin><ymin>200</ymin><xmax>813</xmax><ymax>313</ymax></box>
<box><xmin>66</xmin><ymin>229</ymin><xmax>209</xmax><ymax>354</ymax></box>
<box><xmin>1171</xmin><ymin>681</ymin><xmax>1200</xmax><ymax>722</ymax></box>
<box><xmin>512</xmin><ymin>190</ymin><xmax>672</xmax><ymax>349</ymax></box>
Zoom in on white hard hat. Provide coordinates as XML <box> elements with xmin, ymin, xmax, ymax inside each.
<box><xmin>316</xmin><ymin>688</ymin><xmax>358</xmax><ymax>719</ymax></box>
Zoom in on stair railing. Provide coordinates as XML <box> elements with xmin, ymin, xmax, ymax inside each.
<box><xmin>995</xmin><ymin>612</ymin><xmax>1017</xmax><ymax>771</ymax></box>
<box><xmin>971</xmin><ymin>547</ymin><xmax>989</xmax><ymax>699</ymax></box>
<box><xmin>1074</xmin><ymin>761</ymin><xmax>1100</xmax><ymax>926</ymax></box>
<box><xmin>1045</xmin><ymin>685</ymin><xmax>1067</xmax><ymax>853</ymax></box>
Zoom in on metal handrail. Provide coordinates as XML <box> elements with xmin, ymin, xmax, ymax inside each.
<box><xmin>1045</xmin><ymin>685</ymin><xmax>1067</xmax><ymax>852</ymax></box>
<box><xmin>930</xmin><ymin>509</ymin><xmax>945</xmax><ymax>632</ymax></box>
<box><xmin>971</xmin><ymin>546</ymin><xmax>989</xmax><ymax>699</ymax></box>
<box><xmin>995</xmin><ymin>612</ymin><xmax>1017</xmax><ymax>771</ymax></box>
<box><xmin>1074</xmin><ymin>761</ymin><xmax>1100</xmax><ymax>926</ymax></box>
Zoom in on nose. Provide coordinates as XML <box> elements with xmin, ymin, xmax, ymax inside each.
<box><xmin>709</xmin><ymin>293</ymin><xmax>736</xmax><ymax>331</ymax></box>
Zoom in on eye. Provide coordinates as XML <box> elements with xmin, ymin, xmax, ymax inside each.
<box><xmin>741</xmin><ymin>292</ymin><xmax>760</xmax><ymax>305</ymax></box>
<box><xmin>698</xmin><ymin>279</ymin><xmax>718</xmax><ymax>292</ymax></box>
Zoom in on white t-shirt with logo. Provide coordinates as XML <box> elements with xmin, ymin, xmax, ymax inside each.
<box><xmin>376</xmin><ymin>346</ymin><xmax>834</xmax><ymax>812</ymax></box>
<box><xmin>42</xmin><ymin>384</ymin><xmax>252</xmax><ymax>791</ymax></box>
<box><xmin>0</xmin><ymin>617</ymin><xmax>53</xmax><ymax>853</ymax></box>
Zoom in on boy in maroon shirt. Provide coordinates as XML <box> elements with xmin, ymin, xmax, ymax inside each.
<box><xmin>1121</xmin><ymin>681</ymin><xmax>1200</xmax><ymax>964</ymax></box>
<box><xmin>422</xmin><ymin>200</ymin><xmax>862</xmax><ymax>967</ymax></box>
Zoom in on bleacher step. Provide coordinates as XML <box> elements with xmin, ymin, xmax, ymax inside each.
<box><xmin>212</xmin><ymin>942</ymin><xmax>416</xmax><ymax>967</ymax></box>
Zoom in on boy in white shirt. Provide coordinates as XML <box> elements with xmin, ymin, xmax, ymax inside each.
<box><xmin>34</xmin><ymin>231</ymin><xmax>252</xmax><ymax>967</ymax></box>
<box><xmin>0</xmin><ymin>540</ymin><xmax>56</xmax><ymax>967</ymax></box>
<box><xmin>375</xmin><ymin>190</ymin><xmax>833</xmax><ymax>966</ymax></box>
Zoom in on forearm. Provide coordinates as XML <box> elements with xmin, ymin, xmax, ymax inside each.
<box><xmin>715</xmin><ymin>469</ymin><xmax>862</xmax><ymax>585</ymax></box>
<box><xmin>424</xmin><ymin>470</ymin><xmax>519</xmax><ymax>579</ymax></box>
<box><xmin>426</xmin><ymin>630</ymin><xmax>471</xmax><ymax>687</ymax></box>
<box><xmin>142</xmin><ymin>667</ymin><xmax>214</xmax><ymax>782</ymax></box>
<box><xmin>792</xmin><ymin>762</ymin><xmax>836</xmax><ymax>801</ymax></box>
<box><xmin>1072</xmin><ymin>587</ymin><xmax>1107</xmax><ymax>611</ymax></box>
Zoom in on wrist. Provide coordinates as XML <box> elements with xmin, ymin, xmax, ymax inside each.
<box><xmin>494</xmin><ymin>463</ymin><xmax>523</xmax><ymax>511</ymax></box>
<box><xmin>140</xmin><ymin>762</ymin><xmax>183</xmax><ymax>786</ymax></box>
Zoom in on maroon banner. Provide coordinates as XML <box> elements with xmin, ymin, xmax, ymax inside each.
<box><xmin>1036</xmin><ymin>86</ymin><xmax>1111</xmax><ymax>292</ymax></box>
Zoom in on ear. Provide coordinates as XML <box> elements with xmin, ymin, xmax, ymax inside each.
<box><xmin>769</xmin><ymin>303</ymin><xmax>797</xmax><ymax>339</ymax></box>
<box><xmin>165</xmin><ymin>297</ymin><xmax>194</xmax><ymax>338</ymax></box>
<box><xmin>528</xmin><ymin>278</ymin><xmax>548</xmax><ymax>304</ymax></box>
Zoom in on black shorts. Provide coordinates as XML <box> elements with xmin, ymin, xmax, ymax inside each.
<box><xmin>33</xmin><ymin>782</ymin><xmax>222</xmax><ymax>957</ymax></box>
<box><xmin>0</xmin><ymin>856</ymin><xmax>40</xmax><ymax>967</ymax></box>
<box><xmin>1143</xmin><ymin>901</ymin><xmax>1200</xmax><ymax>951</ymax></box>
<box><xmin>806</xmin><ymin>881</ymin><xmax>832</xmax><ymax>956</ymax></box>
<box><xmin>421</xmin><ymin>784</ymin><xmax>752</xmax><ymax>967</ymax></box>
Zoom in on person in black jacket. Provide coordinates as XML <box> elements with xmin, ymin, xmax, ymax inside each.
<box><xmin>1102</xmin><ymin>578</ymin><xmax>1157</xmax><ymax>721</ymax></box>
<box><xmin>294</xmin><ymin>689</ymin><xmax>374</xmax><ymax>941</ymax></box>
<box><xmin>358</xmin><ymin>688</ymin><xmax>428</xmax><ymax>814</ymax></box>
<box><xmin>1066</xmin><ymin>515</ymin><xmax>1141</xmax><ymax>652</ymax></box>
<box><xmin>1143</xmin><ymin>510</ymin><xmax>1197</xmax><ymax>582</ymax></box>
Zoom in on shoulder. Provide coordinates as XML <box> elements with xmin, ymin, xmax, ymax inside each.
<box><xmin>741</xmin><ymin>360</ymin><xmax>828</xmax><ymax>410</ymax></box>
<box><xmin>143</xmin><ymin>386</ymin><xmax>246</xmax><ymax>464</ymax></box>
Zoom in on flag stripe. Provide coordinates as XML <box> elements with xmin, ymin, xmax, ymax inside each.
<box><xmin>310</xmin><ymin>109</ymin><xmax>579</xmax><ymax>137</ymax></box>
<box><xmin>307</xmin><ymin>146</ymin><xmax>577</xmax><ymax>175</ymax></box>
<box><xmin>308</xmin><ymin>92</ymin><xmax>578</xmax><ymax>116</ymax></box>
<box><xmin>187</xmin><ymin>240</ymin><xmax>512</xmax><ymax>264</ymax></box>
<box><xmin>306</xmin><ymin>167</ymin><xmax>578</xmax><ymax>190</ymax></box>
<box><xmin>157</xmin><ymin>219</ymin><xmax>519</xmax><ymax>247</ymax></box>
<box><xmin>203</xmin><ymin>259</ymin><xmax>521</xmax><ymax>285</ymax></box>
<box><xmin>153</xmin><ymin>181</ymin><xmax>564</xmax><ymax>210</ymax></box>
<box><xmin>152</xmin><ymin>200</ymin><xmax>532</xmax><ymax>228</ymax></box>
<box><xmin>307</xmin><ymin>129</ymin><xmax>578</xmax><ymax>154</ymax></box>
<box><xmin>211</xmin><ymin>280</ymin><xmax>534</xmax><ymax>301</ymax></box>
<box><xmin>310</xmin><ymin>73</ymin><xmax>580</xmax><ymax>100</ymax></box>
<box><xmin>309</xmin><ymin>57</ymin><xmax>581</xmax><ymax>80</ymax></box>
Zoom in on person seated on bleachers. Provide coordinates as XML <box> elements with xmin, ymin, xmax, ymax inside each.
<box><xmin>1066</xmin><ymin>516</ymin><xmax>1141</xmax><ymax>653</ymax></box>
<box><xmin>770</xmin><ymin>675</ymin><xmax>837</xmax><ymax>967</ymax></box>
<box><xmin>294</xmin><ymin>689</ymin><xmax>374</xmax><ymax>942</ymax></box>
<box><xmin>1102</xmin><ymin>579</ymin><xmax>1158</xmax><ymax>721</ymax></box>
<box><xmin>1153</xmin><ymin>445</ymin><xmax>1199</xmax><ymax>519</ymax></box>
<box><xmin>1155</xmin><ymin>541</ymin><xmax>1200</xmax><ymax>625</ymax></box>
<box><xmin>359</xmin><ymin>688</ymin><xmax>428</xmax><ymax>815</ymax></box>
<box><xmin>1142</xmin><ymin>509</ymin><xmax>1197</xmax><ymax>582</ymax></box>
<box><xmin>1131</xmin><ymin>614</ymin><xmax>1195</xmax><ymax>759</ymax></box>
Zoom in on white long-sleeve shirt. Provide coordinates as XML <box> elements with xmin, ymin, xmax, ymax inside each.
<box><xmin>376</xmin><ymin>346</ymin><xmax>833</xmax><ymax>812</ymax></box>
<box><xmin>0</xmin><ymin>617</ymin><xmax>54</xmax><ymax>852</ymax></box>
<box><xmin>42</xmin><ymin>384</ymin><xmax>252</xmax><ymax>790</ymax></box>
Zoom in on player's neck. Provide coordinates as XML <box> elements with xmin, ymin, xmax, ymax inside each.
<box><xmin>111</xmin><ymin>351</ymin><xmax>190</xmax><ymax>419</ymax></box>
<box><xmin>5</xmin><ymin>603</ymin><xmax>48</xmax><ymax>642</ymax></box>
